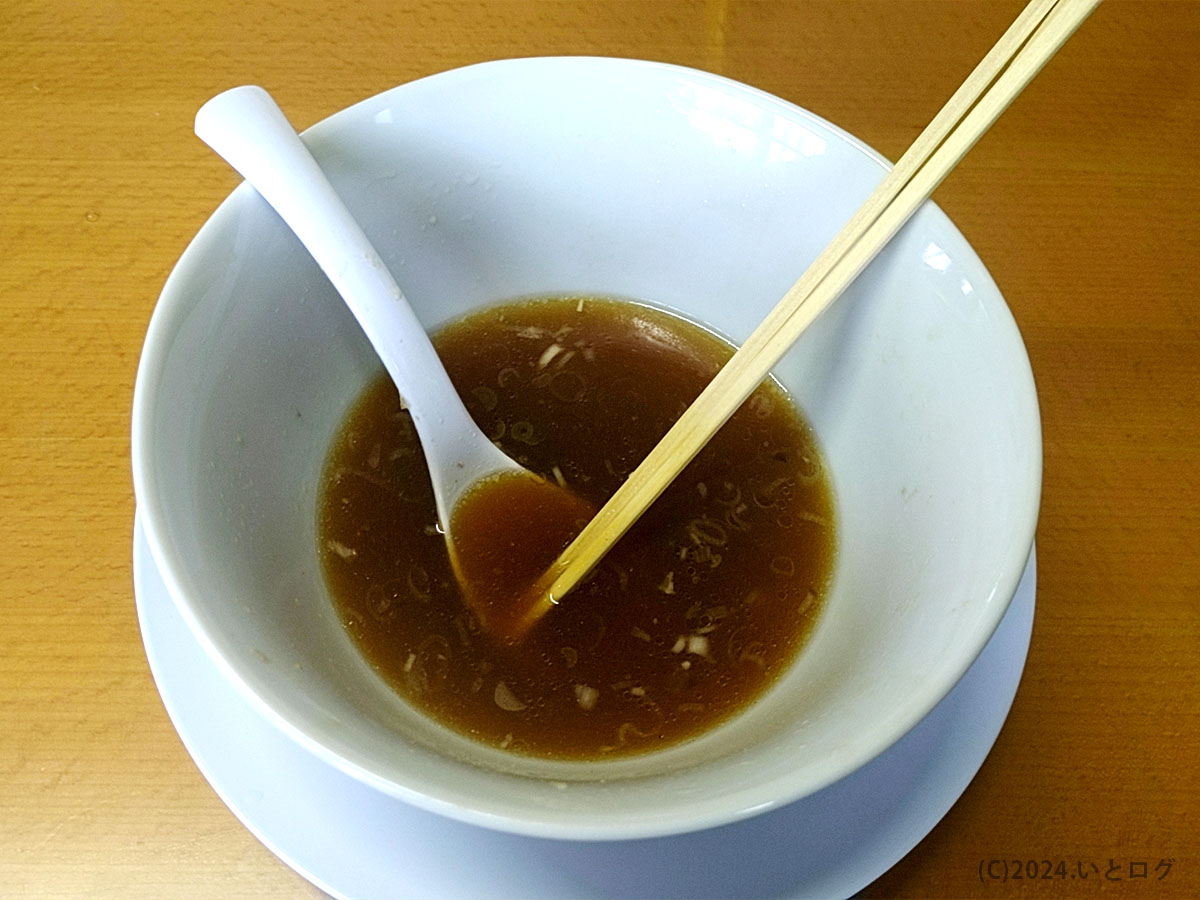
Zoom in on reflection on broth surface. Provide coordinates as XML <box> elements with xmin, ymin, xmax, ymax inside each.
<box><xmin>318</xmin><ymin>297</ymin><xmax>836</xmax><ymax>759</ymax></box>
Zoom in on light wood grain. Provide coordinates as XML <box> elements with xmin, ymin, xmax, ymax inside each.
<box><xmin>2</xmin><ymin>2</ymin><xmax>1197</xmax><ymax>898</ymax></box>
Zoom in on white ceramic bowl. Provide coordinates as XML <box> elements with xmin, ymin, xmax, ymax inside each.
<box><xmin>132</xmin><ymin>57</ymin><xmax>1041</xmax><ymax>840</ymax></box>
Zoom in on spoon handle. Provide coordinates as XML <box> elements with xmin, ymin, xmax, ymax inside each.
<box><xmin>195</xmin><ymin>86</ymin><xmax>514</xmax><ymax>520</ymax></box>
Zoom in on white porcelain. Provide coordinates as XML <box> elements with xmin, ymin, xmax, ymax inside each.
<box><xmin>131</xmin><ymin>57</ymin><xmax>1042</xmax><ymax>840</ymax></box>
<box><xmin>194</xmin><ymin>85</ymin><xmax>525</xmax><ymax>531</ymax></box>
<box><xmin>135</xmin><ymin>518</ymin><xmax>1036</xmax><ymax>899</ymax></box>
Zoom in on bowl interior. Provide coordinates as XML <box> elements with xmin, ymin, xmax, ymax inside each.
<box><xmin>133</xmin><ymin>58</ymin><xmax>1040</xmax><ymax>839</ymax></box>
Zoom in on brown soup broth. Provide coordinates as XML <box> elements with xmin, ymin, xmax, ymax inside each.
<box><xmin>318</xmin><ymin>297</ymin><xmax>836</xmax><ymax>759</ymax></box>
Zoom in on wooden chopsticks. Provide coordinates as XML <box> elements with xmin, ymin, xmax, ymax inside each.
<box><xmin>515</xmin><ymin>0</ymin><xmax>1100</xmax><ymax>634</ymax></box>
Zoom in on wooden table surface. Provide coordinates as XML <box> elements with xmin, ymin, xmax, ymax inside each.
<box><xmin>3</xmin><ymin>1</ymin><xmax>1197</xmax><ymax>897</ymax></box>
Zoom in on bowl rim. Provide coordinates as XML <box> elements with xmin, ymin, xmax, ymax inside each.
<box><xmin>131</xmin><ymin>55</ymin><xmax>1043</xmax><ymax>840</ymax></box>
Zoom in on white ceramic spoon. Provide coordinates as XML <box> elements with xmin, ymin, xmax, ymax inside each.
<box><xmin>194</xmin><ymin>85</ymin><xmax>528</xmax><ymax>537</ymax></box>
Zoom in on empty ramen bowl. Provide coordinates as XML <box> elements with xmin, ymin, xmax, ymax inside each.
<box><xmin>131</xmin><ymin>57</ymin><xmax>1041</xmax><ymax>840</ymax></box>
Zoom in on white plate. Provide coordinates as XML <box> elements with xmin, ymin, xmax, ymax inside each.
<box><xmin>135</xmin><ymin>515</ymin><xmax>1034</xmax><ymax>899</ymax></box>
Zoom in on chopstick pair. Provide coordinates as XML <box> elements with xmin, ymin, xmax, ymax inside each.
<box><xmin>517</xmin><ymin>0</ymin><xmax>1100</xmax><ymax>633</ymax></box>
